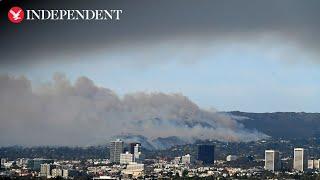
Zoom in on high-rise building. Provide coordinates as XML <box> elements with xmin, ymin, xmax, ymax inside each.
<box><xmin>197</xmin><ymin>145</ymin><xmax>214</xmax><ymax>165</ymax></box>
<box><xmin>130</xmin><ymin>143</ymin><xmax>141</xmax><ymax>154</ymax></box>
<box><xmin>264</xmin><ymin>150</ymin><xmax>281</xmax><ymax>171</ymax></box>
<box><xmin>293</xmin><ymin>148</ymin><xmax>308</xmax><ymax>172</ymax></box>
<box><xmin>109</xmin><ymin>139</ymin><xmax>124</xmax><ymax>163</ymax></box>
<box><xmin>181</xmin><ymin>154</ymin><xmax>191</xmax><ymax>164</ymax></box>
<box><xmin>40</xmin><ymin>163</ymin><xmax>55</xmax><ymax>177</ymax></box>
<box><xmin>130</xmin><ymin>143</ymin><xmax>141</xmax><ymax>162</ymax></box>
<box><xmin>120</xmin><ymin>152</ymin><xmax>133</xmax><ymax>164</ymax></box>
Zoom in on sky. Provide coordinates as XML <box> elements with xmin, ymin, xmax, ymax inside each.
<box><xmin>2</xmin><ymin>40</ymin><xmax>320</xmax><ymax>112</ymax></box>
<box><xmin>1</xmin><ymin>0</ymin><xmax>320</xmax><ymax>113</ymax></box>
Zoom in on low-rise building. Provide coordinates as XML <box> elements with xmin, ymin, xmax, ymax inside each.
<box><xmin>226</xmin><ymin>155</ymin><xmax>238</xmax><ymax>162</ymax></box>
<box><xmin>120</xmin><ymin>152</ymin><xmax>133</xmax><ymax>165</ymax></box>
<box><xmin>181</xmin><ymin>154</ymin><xmax>191</xmax><ymax>164</ymax></box>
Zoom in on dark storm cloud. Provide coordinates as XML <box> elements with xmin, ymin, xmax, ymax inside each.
<box><xmin>0</xmin><ymin>0</ymin><xmax>320</xmax><ymax>65</ymax></box>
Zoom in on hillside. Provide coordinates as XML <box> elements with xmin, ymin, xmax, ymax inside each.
<box><xmin>229</xmin><ymin>111</ymin><xmax>320</xmax><ymax>138</ymax></box>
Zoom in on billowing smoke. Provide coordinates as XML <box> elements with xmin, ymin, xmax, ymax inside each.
<box><xmin>0</xmin><ymin>73</ymin><xmax>267</xmax><ymax>147</ymax></box>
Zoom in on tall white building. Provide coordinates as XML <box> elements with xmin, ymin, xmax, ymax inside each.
<box><xmin>109</xmin><ymin>139</ymin><xmax>124</xmax><ymax>163</ymax></box>
<box><xmin>265</xmin><ymin>150</ymin><xmax>281</xmax><ymax>171</ymax></box>
<box><xmin>130</xmin><ymin>143</ymin><xmax>141</xmax><ymax>162</ymax></box>
<box><xmin>120</xmin><ymin>152</ymin><xmax>133</xmax><ymax>164</ymax></box>
<box><xmin>293</xmin><ymin>148</ymin><xmax>308</xmax><ymax>172</ymax></box>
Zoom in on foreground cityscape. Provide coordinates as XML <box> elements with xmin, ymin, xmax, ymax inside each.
<box><xmin>1</xmin><ymin>138</ymin><xmax>320</xmax><ymax>179</ymax></box>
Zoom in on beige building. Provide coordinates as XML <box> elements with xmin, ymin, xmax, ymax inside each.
<box><xmin>293</xmin><ymin>148</ymin><xmax>308</xmax><ymax>172</ymax></box>
<box><xmin>109</xmin><ymin>139</ymin><xmax>124</xmax><ymax>163</ymax></box>
<box><xmin>51</xmin><ymin>168</ymin><xmax>63</xmax><ymax>177</ymax></box>
<box><xmin>123</xmin><ymin>162</ymin><xmax>144</xmax><ymax>178</ymax></box>
<box><xmin>265</xmin><ymin>150</ymin><xmax>281</xmax><ymax>171</ymax></box>
<box><xmin>314</xmin><ymin>159</ymin><xmax>320</xmax><ymax>169</ymax></box>
<box><xmin>181</xmin><ymin>154</ymin><xmax>191</xmax><ymax>164</ymax></box>
<box><xmin>120</xmin><ymin>152</ymin><xmax>133</xmax><ymax>164</ymax></box>
<box><xmin>308</xmin><ymin>159</ymin><xmax>320</xmax><ymax>169</ymax></box>
<box><xmin>40</xmin><ymin>164</ymin><xmax>54</xmax><ymax>177</ymax></box>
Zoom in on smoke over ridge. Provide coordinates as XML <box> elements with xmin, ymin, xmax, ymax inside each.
<box><xmin>0</xmin><ymin>73</ymin><xmax>267</xmax><ymax>147</ymax></box>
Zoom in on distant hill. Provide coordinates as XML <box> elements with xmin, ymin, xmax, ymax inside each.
<box><xmin>229</xmin><ymin>111</ymin><xmax>320</xmax><ymax>138</ymax></box>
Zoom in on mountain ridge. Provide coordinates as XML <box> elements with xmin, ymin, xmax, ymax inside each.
<box><xmin>229</xmin><ymin>111</ymin><xmax>320</xmax><ymax>138</ymax></box>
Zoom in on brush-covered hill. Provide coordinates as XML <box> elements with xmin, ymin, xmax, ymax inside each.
<box><xmin>229</xmin><ymin>111</ymin><xmax>320</xmax><ymax>138</ymax></box>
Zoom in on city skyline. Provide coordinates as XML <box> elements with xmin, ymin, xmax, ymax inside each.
<box><xmin>2</xmin><ymin>137</ymin><xmax>320</xmax><ymax>179</ymax></box>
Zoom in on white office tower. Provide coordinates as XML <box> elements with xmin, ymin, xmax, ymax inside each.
<box><xmin>120</xmin><ymin>152</ymin><xmax>133</xmax><ymax>164</ymax></box>
<box><xmin>181</xmin><ymin>154</ymin><xmax>191</xmax><ymax>164</ymax></box>
<box><xmin>133</xmin><ymin>144</ymin><xmax>141</xmax><ymax>162</ymax></box>
<box><xmin>265</xmin><ymin>150</ymin><xmax>281</xmax><ymax>171</ymax></box>
<box><xmin>109</xmin><ymin>139</ymin><xmax>124</xmax><ymax>163</ymax></box>
<box><xmin>293</xmin><ymin>148</ymin><xmax>308</xmax><ymax>172</ymax></box>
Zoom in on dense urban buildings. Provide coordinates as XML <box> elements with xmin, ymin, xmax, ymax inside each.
<box><xmin>264</xmin><ymin>150</ymin><xmax>280</xmax><ymax>171</ymax></box>
<box><xmin>198</xmin><ymin>145</ymin><xmax>215</xmax><ymax>165</ymax></box>
<box><xmin>2</xmin><ymin>138</ymin><xmax>320</xmax><ymax>179</ymax></box>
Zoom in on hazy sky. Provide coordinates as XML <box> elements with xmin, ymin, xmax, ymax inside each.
<box><xmin>1</xmin><ymin>0</ymin><xmax>320</xmax><ymax>112</ymax></box>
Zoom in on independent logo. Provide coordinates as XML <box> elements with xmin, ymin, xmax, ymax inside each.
<box><xmin>8</xmin><ymin>6</ymin><xmax>25</xmax><ymax>24</ymax></box>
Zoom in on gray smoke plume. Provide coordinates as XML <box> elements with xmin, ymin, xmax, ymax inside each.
<box><xmin>0</xmin><ymin>73</ymin><xmax>267</xmax><ymax>147</ymax></box>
